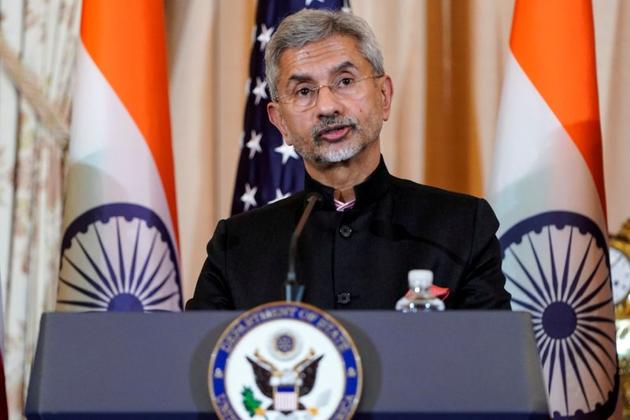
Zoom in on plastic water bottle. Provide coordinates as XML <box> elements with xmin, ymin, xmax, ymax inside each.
<box><xmin>395</xmin><ymin>269</ymin><xmax>445</xmax><ymax>312</ymax></box>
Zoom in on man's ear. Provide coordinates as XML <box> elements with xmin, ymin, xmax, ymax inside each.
<box><xmin>380</xmin><ymin>75</ymin><xmax>394</xmax><ymax>122</ymax></box>
<box><xmin>267</xmin><ymin>102</ymin><xmax>291</xmax><ymax>143</ymax></box>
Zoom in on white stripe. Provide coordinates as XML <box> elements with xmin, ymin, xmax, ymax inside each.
<box><xmin>488</xmin><ymin>52</ymin><xmax>606</xmax><ymax>236</ymax></box>
<box><xmin>65</xmin><ymin>42</ymin><xmax>175</xmax><ymax>241</ymax></box>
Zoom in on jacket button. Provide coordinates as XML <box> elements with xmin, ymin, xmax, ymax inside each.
<box><xmin>339</xmin><ymin>224</ymin><xmax>353</xmax><ymax>238</ymax></box>
<box><xmin>337</xmin><ymin>292</ymin><xmax>351</xmax><ymax>304</ymax></box>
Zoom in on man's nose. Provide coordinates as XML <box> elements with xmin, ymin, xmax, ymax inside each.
<box><xmin>315</xmin><ymin>85</ymin><xmax>343</xmax><ymax>117</ymax></box>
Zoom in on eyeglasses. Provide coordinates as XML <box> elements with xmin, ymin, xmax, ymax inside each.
<box><xmin>274</xmin><ymin>74</ymin><xmax>384</xmax><ymax>111</ymax></box>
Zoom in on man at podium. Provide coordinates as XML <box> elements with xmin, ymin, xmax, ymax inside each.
<box><xmin>187</xmin><ymin>9</ymin><xmax>511</xmax><ymax>311</ymax></box>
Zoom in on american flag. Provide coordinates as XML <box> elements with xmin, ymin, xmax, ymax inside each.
<box><xmin>231</xmin><ymin>0</ymin><xmax>349</xmax><ymax>215</ymax></box>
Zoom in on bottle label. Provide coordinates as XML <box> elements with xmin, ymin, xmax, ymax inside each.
<box><xmin>403</xmin><ymin>285</ymin><xmax>450</xmax><ymax>301</ymax></box>
<box><xmin>429</xmin><ymin>285</ymin><xmax>450</xmax><ymax>300</ymax></box>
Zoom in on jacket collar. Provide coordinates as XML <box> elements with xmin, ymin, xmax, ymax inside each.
<box><xmin>304</xmin><ymin>156</ymin><xmax>391</xmax><ymax>211</ymax></box>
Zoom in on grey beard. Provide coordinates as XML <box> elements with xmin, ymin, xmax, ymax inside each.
<box><xmin>311</xmin><ymin>141</ymin><xmax>366</xmax><ymax>163</ymax></box>
<box><xmin>307</xmin><ymin>115</ymin><xmax>362</xmax><ymax>162</ymax></box>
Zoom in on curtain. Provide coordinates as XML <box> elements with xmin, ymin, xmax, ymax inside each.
<box><xmin>0</xmin><ymin>0</ymin><xmax>81</xmax><ymax>418</ymax></box>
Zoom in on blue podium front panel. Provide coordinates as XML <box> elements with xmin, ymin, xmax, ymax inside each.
<box><xmin>25</xmin><ymin>311</ymin><xmax>548</xmax><ymax>419</ymax></box>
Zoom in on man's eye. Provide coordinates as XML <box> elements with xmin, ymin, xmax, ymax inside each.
<box><xmin>337</xmin><ymin>78</ymin><xmax>354</xmax><ymax>88</ymax></box>
<box><xmin>295</xmin><ymin>87</ymin><xmax>313</xmax><ymax>97</ymax></box>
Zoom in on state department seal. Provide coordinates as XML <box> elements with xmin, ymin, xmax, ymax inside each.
<box><xmin>209</xmin><ymin>301</ymin><xmax>362</xmax><ymax>419</ymax></box>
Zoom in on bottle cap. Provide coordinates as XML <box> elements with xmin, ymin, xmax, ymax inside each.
<box><xmin>408</xmin><ymin>269</ymin><xmax>433</xmax><ymax>289</ymax></box>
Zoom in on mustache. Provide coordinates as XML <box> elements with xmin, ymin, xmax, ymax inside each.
<box><xmin>311</xmin><ymin>116</ymin><xmax>358</xmax><ymax>139</ymax></box>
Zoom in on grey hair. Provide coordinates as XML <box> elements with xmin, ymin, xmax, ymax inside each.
<box><xmin>264</xmin><ymin>9</ymin><xmax>385</xmax><ymax>100</ymax></box>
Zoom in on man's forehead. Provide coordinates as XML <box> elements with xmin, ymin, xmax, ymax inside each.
<box><xmin>277</xmin><ymin>35</ymin><xmax>369</xmax><ymax>79</ymax></box>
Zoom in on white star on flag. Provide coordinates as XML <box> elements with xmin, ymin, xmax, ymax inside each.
<box><xmin>246</xmin><ymin>130</ymin><xmax>263</xmax><ymax>159</ymax></box>
<box><xmin>257</xmin><ymin>24</ymin><xmax>274</xmax><ymax>51</ymax></box>
<box><xmin>274</xmin><ymin>140</ymin><xmax>299</xmax><ymax>164</ymax></box>
<box><xmin>252</xmin><ymin>77</ymin><xmax>268</xmax><ymax>105</ymax></box>
<box><xmin>240</xmin><ymin>183</ymin><xmax>258</xmax><ymax>211</ymax></box>
<box><xmin>269</xmin><ymin>188</ymin><xmax>291</xmax><ymax>204</ymax></box>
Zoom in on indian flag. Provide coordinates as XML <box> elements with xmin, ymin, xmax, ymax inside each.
<box><xmin>57</xmin><ymin>0</ymin><xmax>182</xmax><ymax>312</ymax></box>
<box><xmin>489</xmin><ymin>0</ymin><xmax>618</xmax><ymax>417</ymax></box>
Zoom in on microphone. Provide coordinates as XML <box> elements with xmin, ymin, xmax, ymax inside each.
<box><xmin>285</xmin><ymin>192</ymin><xmax>322</xmax><ymax>302</ymax></box>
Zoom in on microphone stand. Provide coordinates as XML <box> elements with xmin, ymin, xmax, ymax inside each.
<box><xmin>285</xmin><ymin>192</ymin><xmax>321</xmax><ymax>302</ymax></box>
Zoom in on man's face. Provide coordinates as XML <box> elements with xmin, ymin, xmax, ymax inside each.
<box><xmin>267</xmin><ymin>35</ymin><xmax>392</xmax><ymax>165</ymax></box>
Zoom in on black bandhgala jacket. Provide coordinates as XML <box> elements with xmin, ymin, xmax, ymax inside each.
<box><xmin>186</xmin><ymin>158</ymin><xmax>511</xmax><ymax>311</ymax></box>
